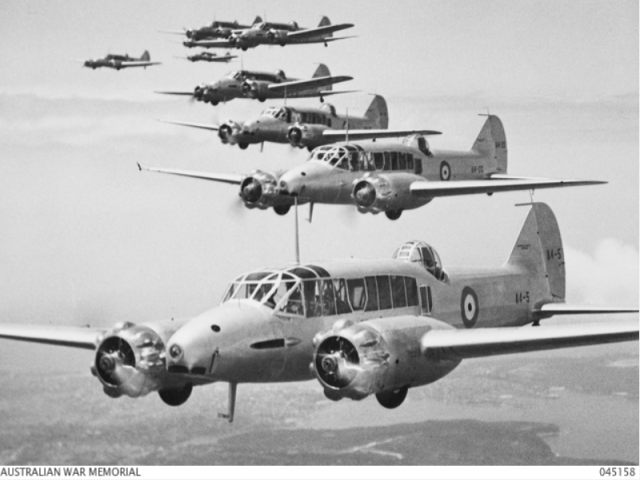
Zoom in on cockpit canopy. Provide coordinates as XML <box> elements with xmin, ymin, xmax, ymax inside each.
<box><xmin>309</xmin><ymin>145</ymin><xmax>372</xmax><ymax>172</ymax></box>
<box><xmin>262</xmin><ymin>106</ymin><xmax>291</xmax><ymax>122</ymax></box>
<box><xmin>393</xmin><ymin>241</ymin><xmax>447</xmax><ymax>282</ymax></box>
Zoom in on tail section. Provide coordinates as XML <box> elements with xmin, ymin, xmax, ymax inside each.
<box><xmin>318</xmin><ymin>16</ymin><xmax>331</xmax><ymax>27</ymax></box>
<box><xmin>507</xmin><ymin>203</ymin><xmax>566</xmax><ymax>307</ymax></box>
<box><xmin>252</xmin><ymin>16</ymin><xmax>263</xmax><ymax>25</ymax></box>
<box><xmin>313</xmin><ymin>63</ymin><xmax>330</xmax><ymax>78</ymax></box>
<box><xmin>363</xmin><ymin>95</ymin><xmax>389</xmax><ymax>129</ymax></box>
<box><xmin>141</xmin><ymin>50</ymin><xmax>150</xmax><ymax>61</ymax></box>
<box><xmin>471</xmin><ymin>115</ymin><xmax>507</xmax><ymax>174</ymax></box>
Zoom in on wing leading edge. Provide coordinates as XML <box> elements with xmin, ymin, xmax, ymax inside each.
<box><xmin>421</xmin><ymin>322</ymin><xmax>639</xmax><ymax>360</ymax></box>
<box><xmin>323</xmin><ymin>129</ymin><xmax>442</xmax><ymax>141</ymax></box>
<box><xmin>137</xmin><ymin>164</ymin><xmax>243</xmax><ymax>185</ymax></box>
<box><xmin>0</xmin><ymin>324</ymin><xmax>104</xmax><ymax>350</ymax></box>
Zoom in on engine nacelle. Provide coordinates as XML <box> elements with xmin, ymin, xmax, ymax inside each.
<box><xmin>218</xmin><ymin>120</ymin><xmax>242</xmax><ymax>144</ymax></box>
<box><xmin>92</xmin><ymin>322</ymin><xmax>166</xmax><ymax>399</ymax></box>
<box><xmin>312</xmin><ymin>317</ymin><xmax>460</xmax><ymax>406</ymax></box>
<box><xmin>352</xmin><ymin>173</ymin><xmax>431</xmax><ymax>213</ymax></box>
<box><xmin>286</xmin><ymin>123</ymin><xmax>328</xmax><ymax>148</ymax></box>
<box><xmin>242</xmin><ymin>80</ymin><xmax>269</xmax><ymax>100</ymax></box>
<box><xmin>239</xmin><ymin>170</ymin><xmax>291</xmax><ymax>211</ymax></box>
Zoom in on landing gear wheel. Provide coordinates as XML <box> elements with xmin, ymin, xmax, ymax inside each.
<box><xmin>159</xmin><ymin>383</ymin><xmax>193</xmax><ymax>406</ymax></box>
<box><xmin>258</xmin><ymin>97</ymin><xmax>266</xmax><ymax>103</ymax></box>
<box><xmin>238</xmin><ymin>143</ymin><xmax>248</xmax><ymax>150</ymax></box>
<box><xmin>211</xmin><ymin>100</ymin><xmax>219</xmax><ymax>106</ymax></box>
<box><xmin>241</xmin><ymin>47</ymin><xmax>248</xmax><ymax>51</ymax></box>
<box><xmin>375</xmin><ymin>385</ymin><xmax>408</xmax><ymax>409</ymax></box>
<box><xmin>274</xmin><ymin>205</ymin><xmax>291</xmax><ymax>216</ymax></box>
<box><xmin>385</xmin><ymin>209</ymin><xmax>402</xmax><ymax>220</ymax></box>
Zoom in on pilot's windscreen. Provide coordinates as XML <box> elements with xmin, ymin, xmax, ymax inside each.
<box><xmin>321</xmin><ymin>280</ymin><xmax>336</xmax><ymax>316</ymax></box>
<box><xmin>333</xmin><ymin>279</ymin><xmax>352</xmax><ymax>314</ymax></box>
<box><xmin>278</xmin><ymin>282</ymin><xmax>304</xmax><ymax>316</ymax></box>
<box><xmin>347</xmin><ymin>279</ymin><xmax>366</xmax><ymax>311</ymax></box>
<box><xmin>348</xmin><ymin>152</ymin><xmax>359</xmax><ymax>172</ymax></box>
<box><xmin>303</xmin><ymin>280</ymin><xmax>323</xmax><ymax>318</ymax></box>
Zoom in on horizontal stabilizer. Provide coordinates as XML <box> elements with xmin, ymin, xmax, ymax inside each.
<box><xmin>421</xmin><ymin>322</ymin><xmax>639</xmax><ymax>360</ymax></box>
<box><xmin>535</xmin><ymin>304</ymin><xmax>639</xmax><ymax>316</ymax></box>
<box><xmin>286</xmin><ymin>23</ymin><xmax>354</xmax><ymax>40</ymax></box>
<box><xmin>0</xmin><ymin>324</ymin><xmax>103</xmax><ymax>350</ymax></box>
<box><xmin>138</xmin><ymin>164</ymin><xmax>243</xmax><ymax>185</ymax></box>
<box><xmin>410</xmin><ymin>177</ymin><xmax>606</xmax><ymax>198</ymax></box>
<box><xmin>268</xmin><ymin>75</ymin><xmax>353</xmax><ymax>93</ymax></box>
<box><xmin>323</xmin><ymin>128</ymin><xmax>441</xmax><ymax>141</ymax></box>
<box><xmin>157</xmin><ymin>119</ymin><xmax>219</xmax><ymax>131</ymax></box>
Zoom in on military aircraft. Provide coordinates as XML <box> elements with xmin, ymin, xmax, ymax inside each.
<box><xmin>158</xmin><ymin>95</ymin><xmax>441</xmax><ymax>151</ymax></box>
<box><xmin>178</xmin><ymin>51</ymin><xmax>237</xmax><ymax>63</ymax></box>
<box><xmin>0</xmin><ymin>203</ymin><xmax>636</xmax><ymax>421</ymax></box>
<box><xmin>185</xmin><ymin>16</ymin><xmax>354</xmax><ymax>51</ymax></box>
<box><xmin>140</xmin><ymin>115</ymin><xmax>607</xmax><ymax>219</ymax></box>
<box><xmin>161</xmin><ymin>16</ymin><xmax>262</xmax><ymax>41</ymax></box>
<box><xmin>83</xmin><ymin>51</ymin><xmax>161</xmax><ymax>70</ymax></box>
<box><xmin>156</xmin><ymin>64</ymin><xmax>353</xmax><ymax>106</ymax></box>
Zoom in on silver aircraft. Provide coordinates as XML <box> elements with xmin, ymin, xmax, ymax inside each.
<box><xmin>158</xmin><ymin>95</ymin><xmax>440</xmax><ymax>151</ymax></box>
<box><xmin>178</xmin><ymin>51</ymin><xmax>237</xmax><ymax>63</ymax></box>
<box><xmin>156</xmin><ymin>64</ymin><xmax>353</xmax><ymax>106</ymax></box>
<box><xmin>186</xmin><ymin>16</ymin><xmax>354</xmax><ymax>51</ymax></box>
<box><xmin>162</xmin><ymin>16</ymin><xmax>262</xmax><ymax>42</ymax></box>
<box><xmin>141</xmin><ymin>115</ymin><xmax>606</xmax><ymax>219</ymax></box>
<box><xmin>83</xmin><ymin>51</ymin><xmax>161</xmax><ymax>70</ymax></box>
<box><xmin>0</xmin><ymin>203</ymin><xmax>636</xmax><ymax>421</ymax></box>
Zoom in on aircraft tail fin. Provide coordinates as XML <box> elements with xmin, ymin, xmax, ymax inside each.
<box><xmin>506</xmin><ymin>203</ymin><xmax>566</xmax><ymax>307</ymax></box>
<box><xmin>318</xmin><ymin>16</ymin><xmax>331</xmax><ymax>27</ymax></box>
<box><xmin>313</xmin><ymin>63</ymin><xmax>331</xmax><ymax>80</ymax></box>
<box><xmin>471</xmin><ymin>115</ymin><xmax>507</xmax><ymax>174</ymax></box>
<box><xmin>141</xmin><ymin>50</ymin><xmax>151</xmax><ymax>61</ymax></box>
<box><xmin>363</xmin><ymin>95</ymin><xmax>389</xmax><ymax>129</ymax></box>
<box><xmin>252</xmin><ymin>16</ymin><xmax>262</xmax><ymax>25</ymax></box>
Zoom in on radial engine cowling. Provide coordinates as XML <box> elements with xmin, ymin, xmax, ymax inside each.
<box><xmin>352</xmin><ymin>173</ymin><xmax>428</xmax><ymax>213</ymax></box>
<box><xmin>312</xmin><ymin>317</ymin><xmax>460</xmax><ymax>407</ymax></box>
<box><xmin>92</xmin><ymin>322</ymin><xmax>166</xmax><ymax>399</ymax></box>
<box><xmin>239</xmin><ymin>170</ymin><xmax>282</xmax><ymax>209</ymax></box>
<box><xmin>218</xmin><ymin>120</ymin><xmax>242</xmax><ymax>144</ymax></box>
<box><xmin>286</xmin><ymin>123</ymin><xmax>327</xmax><ymax>148</ymax></box>
<box><xmin>242</xmin><ymin>80</ymin><xmax>269</xmax><ymax>100</ymax></box>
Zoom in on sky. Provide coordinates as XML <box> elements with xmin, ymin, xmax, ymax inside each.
<box><xmin>0</xmin><ymin>0</ymin><xmax>637</xmax><ymax>471</ymax></box>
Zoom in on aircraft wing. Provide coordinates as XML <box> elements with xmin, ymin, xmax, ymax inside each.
<box><xmin>286</xmin><ymin>23</ymin><xmax>354</xmax><ymax>40</ymax></box>
<box><xmin>138</xmin><ymin>164</ymin><xmax>243</xmax><ymax>185</ymax></box>
<box><xmin>410</xmin><ymin>176</ymin><xmax>605</xmax><ymax>198</ymax></box>
<box><xmin>120</xmin><ymin>61</ymin><xmax>162</xmax><ymax>68</ymax></box>
<box><xmin>0</xmin><ymin>323</ymin><xmax>104</xmax><ymax>350</ymax></box>
<box><xmin>268</xmin><ymin>75</ymin><xmax>353</xmax><ymax>93</ymax></box>
<box><xmin>421</xmin><ymin>322</ymin><xmax>639</xmax><ymax>360</ymax></box>
<box><xmin>155</xmin><ymin>91</ymin><xmax>195</xmax><ymax>96</ymax></box>
<box><xmin>158</xmin><ymin>119</ymin><xmax>219</xmax><ymax>131</ymax></box>
<box><xmin>323</xmin><ymin>128</ymin><xmax>442</xmax><ymax>141</ymax></box>
<box><xmin>534</xmin><ymin>304</ymin><xmax>639</xmax><ymax>316</ymax></box>
<box><xmin>188</xmin><ymin>39</ymin><xmax>236</xmax><ymax>49</ymax></box>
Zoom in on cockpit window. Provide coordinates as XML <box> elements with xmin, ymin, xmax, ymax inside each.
<box><xmin>393</xmin><ymin>241</ymin><xmax>448</xmax><ymax>282</ymax></box>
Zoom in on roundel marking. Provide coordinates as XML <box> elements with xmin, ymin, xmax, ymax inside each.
<box><xmin>460</xmin><ymin>286</ymin><xmax>479</xmax><ymax>328</ymax></box>
<box><xmin>440</xmin><ymin>161</ymin><xmax>451</xmax><ymax>181</ymax></box>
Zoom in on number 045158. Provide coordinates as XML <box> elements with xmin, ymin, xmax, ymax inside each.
<box><xmin>599</xmin><ymin>467</ymin><xmax>636</xmax><ymax>477</ymax></box>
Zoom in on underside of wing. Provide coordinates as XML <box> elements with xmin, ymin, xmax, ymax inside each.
<box><xmin>191</xmin><ymin>39</ymin><xmax>235</xmax><ymax>48</ymax></box>
<box><xmin>421</xmin><ymin>322</ymin><xmax>639</xmax><ymax>360</ymax></box>
<box><xmin>154</xmin><ymin>91</ymin><xmax>194</xmax><ymax>96</ymax></box>
<box><xmin>268</xmin><ymin>75</ymin><xmax>353</xmax><ymax>93</ymax></box>
<box><xmin>138</xmin><ymin>164</ymin><xmax>243</xmax><ymax>185</ymax></box>
<box><xmin>286</xmin><ymin>23</ymin><xmax>354</xmax><ymax>40</ymax></box>
<box><xmin>0</xmin><ymin>323</ymin><xmax>104</xmax><ymax>350</ymax></box>
<box><xmin>410</xmin><ymin>177</ymin><xmax>606</xmax><ymax>198</ymax></box>
<box><xmin>323</xmin><ymin>128</ymin><xmax>442</xmax><ymax>141</ymax></box>
<box><xmin>157</xmin><ymin>119</ymin><xmax>219</xmax><ymax>131</ymax></box>
<box><xmin>121</xmin><ymin>61</ymin><xmax>162</xmax><ymax>68</ymax></box>
<box><xmin>535</xmin><ymin>304</ymin><xmax>639</xmax><ymax>316</ymax></box>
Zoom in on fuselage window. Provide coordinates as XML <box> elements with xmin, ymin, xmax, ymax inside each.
<box><xmin>383</xmin><ymin>152</ymin><xmax>392</xmax><ymax>171</ymax></box>
<box><xmin>414</xmin><ymin>157</ymin><xmax>422</xmax><ymax>174</ymax></box>
<box><xmin>364</xmin><ymin>276</ymin><xmax>379</xmax><ymax>311</ymax></box>
<box><xmin>303</xmin><ymin>280</ymin><xmax>324</xmax><ymax>318</ymax></box>
<box><xmin>347</xmin><ymin>278</ymin><xmax>366</xmax><ymax>311</ymax></box>
<box><xmin>407</xmin><ymin>154</ymin><xmax>414</xmax><ymax>171</ymax></box>
<box><xmin>373</xmin><ymin>152</ymin><xmax>385</xmax><ymax>170</ymax></box>
<box><xmin>326</xmin><ymin>118</ymin><xmax>331</xmax><ymax>127</ymax></box>
<box><xmin>390</xmin><ymin>152</ymin><xmax>399</xmax><ymax>171</ymax></box>
<box><xmin>376</xmin><ymin>275</ymin><xmax>392</xmax><ymax>310</ymax></box>
<box><xmin>405</xmin><ymin>277</ymin><xmax>419</xmax><ymax>307</ymax></box>
<box><xmin>300</xmin><ymin>113</ymin><xmax>308</xmax><ymax>123</ymax></box>
<box><xmin>333</xmin><ymin>278</ymin><xmax>352</xmax><ymax>314</ymax></box>
<box><xmin>390</xmin><ymin>275</ymin><xmax>407</xmax><ymax>308</ymax></box>
<box><xmin>321</xmin><ymin>279</ymin><xmax>336</xmax><ymax>316</ymax></box>
<box><xmin>349</xmin><ymin>152</ymin><xmax>359</xmax><ymax>172</ymax></box>
<box><xmin>398</xmin><ymin>152</ymin><xmax>407</xmax><ymax>170</ymax></box>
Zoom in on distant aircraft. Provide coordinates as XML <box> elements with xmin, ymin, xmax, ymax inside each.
<box><xmin>158</xmin><ymin>95</ymin><xmax>441</xmax><ymax>151</ymax></box>
<box><xmin>0</xmin><ymin>203</ymin><xmax>636</xmax><ymax>421</ymax></box>
<box><xmin>161</xmin><ymin>16</ymin><xmax>262</xmax><ymax>41</ymax></box>
<box><xmin>178</xmin><ymin>51</ymin><xmax>237</xmax><ymax>63</ymax></box>
<box><xmin>84</xmin><ymin>51</ymin><xmax>161</xmax><ymax>70</ymax></box>
<box><xmin>156</xmin><ymin>64</ymin><xmax>353</xmax><ymax>106</ymax></box>
<box><xmin>140</xmin><ymin>115</ymin><xmax>607</xmax><ymax>219</ymax></box>
<box><xmin>185</xmin><ymin>16</ymin><xmax>354</xmax><ymax>51</ymax></box>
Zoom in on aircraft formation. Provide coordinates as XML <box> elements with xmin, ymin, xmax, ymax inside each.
<box><xmin>3</xmin><ymin>12</ymin><xmax>637</xmax><ymax>424</ymax></box>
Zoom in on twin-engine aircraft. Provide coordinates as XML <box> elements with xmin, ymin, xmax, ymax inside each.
<box><xmin>156</xmin><ymin>64</ymin><xmax>353</xmax><ymax>106</ymax></box>
<box><xmin>83</xmin><ymin>51</ymin><xmax>161</xmax><ymax>70</ymax></box>
<box><xmin>178</xmin><ymin>51</ymin><xmax>237</xmax><ymax>63</ymax></box>
<box><xmin>141</xmin><ymin>115</ymin><xmax>605</xmax><ymax>219</ymax></box>
<box><xmin>162</xmin><ymin>16</ymin><xmax>262</xmax><ymax>42</ymax></box>
<box><xmin>158</xmin><ymin>95</ymin><xmax>440</xmax><ymax>151</ymax></box>
<box><xmin>185</xmin><ymin>16</ymin><xmax>354</xmax><ymax>51</ymax></box>
<box><xmin>0</xmin><ymin>204</ymin><xmax>636</xmax><ymax>421</ymax></box>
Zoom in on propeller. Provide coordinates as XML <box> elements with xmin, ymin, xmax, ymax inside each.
<box><xmin>240</xmin><ymin>177</ymin><xmax>263</xmax><ymax>203</ymax></box>
<box><xmin>353</xmin><ymin>181</ymin><xmax>376</xmax><ymax>207</ymax></box>
<box><xmin>315</xmin><ymin>336</ymin><xmax>360</xmax><ymax>389</ymax></box>
<box><xmin>95</xmin><ymin>336</ymin><xmax>136</xmax><ymax>386</ymax></box>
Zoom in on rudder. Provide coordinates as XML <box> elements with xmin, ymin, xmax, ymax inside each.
<box><xmin>313</xmin><ymin>63</ymin><xmax>330</xmax><ymax>78</ymax></box>
<box><xmin>318</xmin><ymin>16</ymin><xmax>331</xmax><ymax>27</ymax></box>
<box><xmin>141</xmin><ymin>50</ymin><xmax>150</xmax><ymax>61</ymax></box>
<box><xmin>507</xmin><ymin>203</ymin><xmax>566</xmax><ymax>306</ymax></box>
<box><xmin>471</xmin><ymin>115</ymin><xmax>507</xmax><ymax>174</ymax></box>
<box><xmin>364</xmin><ymin>95</ymin><xmax>389</xmax><ymax>129</ymax></box>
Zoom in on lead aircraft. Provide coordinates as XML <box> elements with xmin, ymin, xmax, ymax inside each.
<box><xmin>161</xmin><ymin>16</ymin><xmax>262</xmax><ymax>42</ymax></box>
<box><xmin>156</xmin><ymin>64</ymin><xmax>353</xmax><ymax>106</ymax></box>
<box><xmin>141</xmin><ymin>115</ymin><xmax>606</xmax><ymax>219</ymax></box>
<box><xmin>186</xmin><ymin>16</ymin><xmax>354</xmax><ymax>51</ymax></box>
<box><xmin>158</xmin><ymin>95</ymin><xmax>440</xmax><ymax>150</ymax></box>
<box><xmin>83</xmin><ymin>51</ymin><xmax>161</xmax><ymax>70</ymax></box>
<box><xmin>0</xmin><ymin>204</ymin><xmax>636</xmax><ymax>421</ymax></box>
